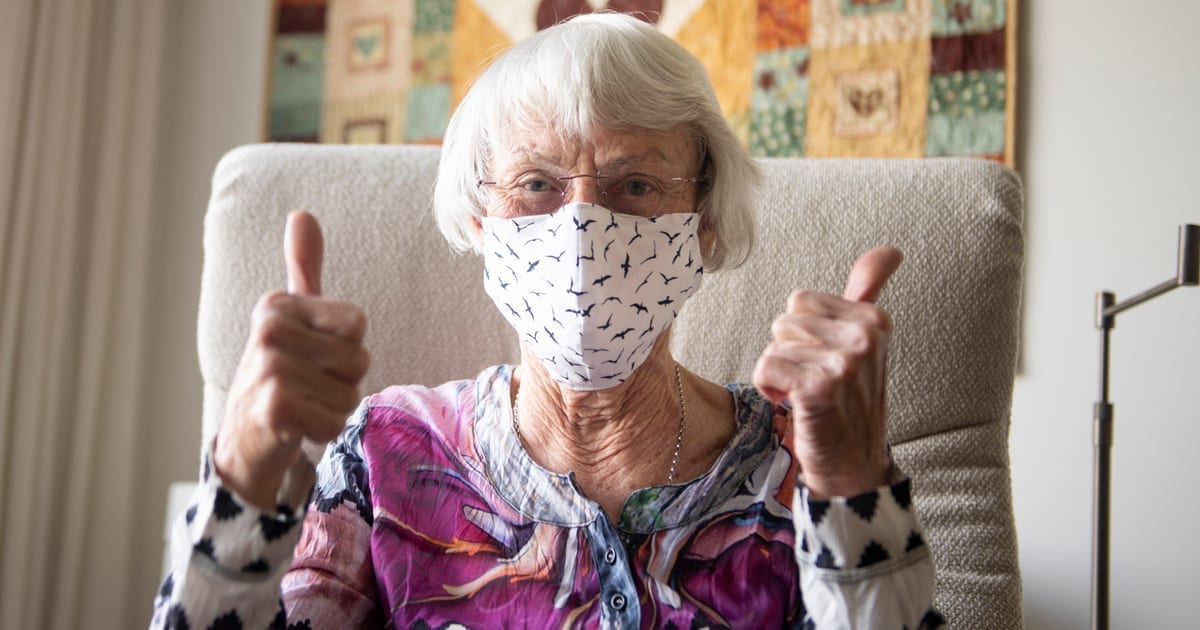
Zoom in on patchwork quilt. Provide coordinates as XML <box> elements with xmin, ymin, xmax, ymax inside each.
<box><xmin>268</xmin><ymin>0</ymin><xmax>1015</xmax><ymax>165</ymax></box>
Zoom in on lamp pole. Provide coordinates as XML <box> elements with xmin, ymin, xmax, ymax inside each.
<box><xmin>1091</xmin><ymin>223</ymin><xmax>1198</xmax><ymax>630</ymax></box>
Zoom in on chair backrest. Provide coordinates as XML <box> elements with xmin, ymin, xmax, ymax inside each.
<box><xmin>199</xmin><ymin>143</ymin><xmax>1025</xmax><ymax>628</ymax></box>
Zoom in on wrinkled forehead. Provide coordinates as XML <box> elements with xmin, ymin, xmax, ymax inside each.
<box><xmin>487</xmin><ymin>123</ymin><xmax>704</xmax><ymax>175</ymax></box>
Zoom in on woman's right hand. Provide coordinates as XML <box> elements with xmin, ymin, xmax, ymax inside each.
<box><xmin>214</xmin><ymin>210</ymin><xmax>370</xmax><ymax>511</ymax></box>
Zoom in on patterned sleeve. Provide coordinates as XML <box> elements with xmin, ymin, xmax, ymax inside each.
<box><xmin>149</xmin><ymin>401</ymin><xmax>379</xmax><ymax>630</ymax></box>
<box><xmin>793</xmin><ymin>474</ymin><xmax>946</xmax><ymax>629</ymax></box>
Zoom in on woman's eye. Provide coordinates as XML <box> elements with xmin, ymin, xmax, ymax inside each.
<box><xmin>622</xmin><ymin>179</ymin><xmax>655</xmax><ymax>197</ymax></box>
<box><xmin>521</xmin><ymin>179</ymin><xmax>555</xmax><ymax>193</ymax></box>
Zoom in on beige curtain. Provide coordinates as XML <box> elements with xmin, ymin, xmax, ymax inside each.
<box><xmin>0</xmin><ymin>0</ymin><xmax>168</xmax><ymax>628</ymax></box>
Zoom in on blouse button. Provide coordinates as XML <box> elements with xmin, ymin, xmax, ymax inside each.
<box><xmin>609</xmin><ymin>593</ymin><xmax>626</xmax><ymax>610</ymax></box>
<box><xmin>604</xmin><ymin>547</ymin><xmax>617</xmax><ymax>564</ymax></box>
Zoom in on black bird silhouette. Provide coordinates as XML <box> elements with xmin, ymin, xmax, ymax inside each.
<box><xmin>660</xmin><ymin>272</ymin><xmax>678</xmax><ymax>285</ymax></box>
<box><xmin>612</xmin><ymin>327</ymin><xmax>636</xmax><ymax>340</ymax></box>
<box><xmin>547</xmin><ymin>224</ymin><xmax>561</xmax><ymax>237</ymax></box>
<box><xmin>527</xmin><ymin>259</ymin><xmax>541</xmax><ymax>273</ymax></box>
<box><xmin>505</xmin><ymin>242</ymin><xmax>520</xmax><ymax>259</ymax></box>
<box><xmin>530</xmin><ymin>290</ymin><xmax>546</xmax><ymax>297</ymax></box>
<box><xmin>638</xmin><ymin>316</ymin><xmax>656</xmax><ymax>339</ymax></box>
<box><xmin>505</xmin><ymin>303</ymin><xmax>521</xmax><ymax>318</ymax></box>
<box><xmin>550</xmin><ymin>307</ymin><xmax>563</xmax><ymax>328</ymax></box>
<box><xmin>657</xmin><ymin>296</ymin><xmax>674</xmax><ymax>306</ymax></box>
<box><xmin>683</xmin><ymin>215</ymin><xmax>695</xmax><ymax>226</ymax></box>
<box><xmin>604</xmin><ymin>214</ymin><xmax>619</xmax><ymax>232</ymax></box>
<box><xmin>574</xmin><ymin>216</ymin><xmax>596</xmax><ymax>231</ymax></box>
<box><xmin>566</xmin><ymin>279</ymin><xmax>588</xmax><ymax>296</ymax></box>
<box><xmin>602</xmin><ymin>296</ymin><xmax>622</xmax><ymax>305</ymax></box>
<box><xmin>684</xmin><ymin>252</ymin><xmax>694</xmax><ymax>268</ymax></box>
<box><xmin>627</xmin><ymin>223</ymin><xmax>642</xmax><ymax>245</ymax></box>
<box><xmin>524</xmin><ymin>237</ymin><xmax>544</xmax><ymax>246</ymax></box>
<box><xmin>672</xmin><ymin>243</ymin><xmax>685</xmax><ymax>264</ymax></box>
<box><xmin>565</xmin><ymin>303</ymin><xmax>594</xmax><ymax>318</ymax></box>
<box><xmin>543</xmin><ymin>327</ymin><xmax>558</xmax><ymax>344</ymax></box>
<box><xmin>635</xmin><ymin>272</ymin><xmax>653</xmax><ymax>293</ymax></box>
<box><xmin>630</xmin><ymin>302</ymin><xmax>649</xmax><ymax>314</ymax></box>
<box><xmin>602</xmin><ymin>238</ymin><xmax>615</xmax><ymax>261</ymax></box>
<box><xmin>563</xmin><ymin>356</ymin><xmax>583</xmax><ymax>368</ymax></box>
<box><xmin>659</xmin><ymin>230</ymin><xmax>681</xmax><ymax>245</ymax></box>
<box><xmin>602</xmin><ymin>349</ymin><xmax>625</xmax><ymax>365</ymax></box>
<box><xmin>525</xmin><ymin>330</ymin><xmax>539</xmax><ymax>343</ymax></box>
<box><xmin>545</xmin><ymin>250</ymin><xmax>565</xmax><ymax>262</ymax></box>
<box><xmin>576</xmin><ymin>242</ymin><xmax>596</xmax><ymax>265</ymax></box>
<box><xmin>620</xmin><ymin>253</ymin><xmax>632</xmax><ymax>277</ymax></box>
<box><xmin>597</xmin><ymin>313</ymin><xmax>614</xmax><ymax>330</ymax></box>
<box><xmin>514</xmin><ymin>219</ymin><xmax>535</xmax><ymax>232</ymax></box>
<box><xmin>592</xmin><ymin>274</ymin><xmax>612</xmax><ymax>287</ymax></box>
<box><xmin>640</xmin><ymin>242</ymin><xmax>658</xmax><ymax>264</ymax></box>
<box><xmin>498</xmin><ymin>279</ymin><xmax>511</xmax><ymax>290</ymax></box>
<box><xmin>522</xmin><ymin>297</ymin><xmax>534</xmax><ymax>318</ymax></box>
<box><xmin>574</xmin><ymin>371</ymin><xmax>589</xmax><ymax>381</ymax></box>
<box><xmin>695</xmin><ymin>266</ymin><xmax>704</xmax><ymax>275</ymax></box>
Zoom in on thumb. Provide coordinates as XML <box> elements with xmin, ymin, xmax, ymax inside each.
<box><xmin>842</xmin><ymin>245</ymin><xmax>903</xmax><ymax>303</ymax></box>
<box><xmin>285</xmin><ymin>210</ymin><xmax>324</xmax><ymax>296</ymax></box>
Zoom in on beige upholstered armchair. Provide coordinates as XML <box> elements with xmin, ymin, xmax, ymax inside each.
<box><xmin>196</xmin><ymin>144</ymin><xmax>1025</xmax><ymax>628</ymax></box>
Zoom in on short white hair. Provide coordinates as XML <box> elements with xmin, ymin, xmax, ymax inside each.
<box><xmin>433</xmin><ymin>12</ymin><xmax>758</xmax><ymax>271</ymax></box>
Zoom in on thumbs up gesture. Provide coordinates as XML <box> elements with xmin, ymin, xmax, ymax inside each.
<box><xmin>752</xmin><ymin>246</ymin><xmax>903</xmax><ymax>499</ymax></box>
<box><xmin>214</xmin><ymin>211</ymin><xmax>370</xmax><ymax>510</ymax></box>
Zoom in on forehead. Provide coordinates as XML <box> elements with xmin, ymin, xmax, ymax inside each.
<box><xmin>490</xmin><ymin>126</ymin><xmax>699</xmax><ymax>173</ymax></box>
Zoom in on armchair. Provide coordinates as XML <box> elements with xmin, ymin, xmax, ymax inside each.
<box><xmin>197</xmin><ymin>143</ymin><xmax>1024</xmax><ymax>627</ymax></box>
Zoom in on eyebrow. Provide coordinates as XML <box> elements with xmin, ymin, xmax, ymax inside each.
<box><xmin>515</xmin><ymin>147</ymin><xmax>676</xmax><ymax>172</ymax></box>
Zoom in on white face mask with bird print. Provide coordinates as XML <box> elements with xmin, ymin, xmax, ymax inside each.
<box><xmin>482</xmin><ymin>203</ymin><xmax>704</xmax><ymax>391</ymax></box>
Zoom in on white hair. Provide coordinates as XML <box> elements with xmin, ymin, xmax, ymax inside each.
<box><xmin>433</xmin><ymin>12</ymin><xmax>758</xmax><ymax>271</ymax></box>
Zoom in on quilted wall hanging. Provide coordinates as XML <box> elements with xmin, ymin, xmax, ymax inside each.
<box><xmin>266</xmin><ymin>0</ymin><xmax>1017</xmax><ymax>166</ymax></box>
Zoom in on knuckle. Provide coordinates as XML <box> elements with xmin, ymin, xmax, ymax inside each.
<box><xmin>862</xmin><ymin>304</ymin><xmax>893</xmax><ymax>333</ymax></box>
<box><xmin>787</xmin><ymin>289</ymin><xmax>811</xmax><ymax>312</ymax></box>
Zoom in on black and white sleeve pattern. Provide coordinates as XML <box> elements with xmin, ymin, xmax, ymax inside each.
<box><xmin>794</xmin><ymin>475</ymin><xmax>946</xmax><ymax>629</ymax></box>
<box><xmin>148</xmin><ymin>439</ymin><xmax>316</xmax><ymax>630</ymax></box>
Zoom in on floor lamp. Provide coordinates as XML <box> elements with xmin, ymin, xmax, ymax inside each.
<box><xmin>1092</xmin><ymin>223</ymin><xmax>1198</xmax><ymax>630</ymax></box>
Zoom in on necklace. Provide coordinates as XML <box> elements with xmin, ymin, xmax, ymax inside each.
<box><xmin>512</xmin><ymin>363</ymin><xmax>689</xmax><ymax>485</ymax></box>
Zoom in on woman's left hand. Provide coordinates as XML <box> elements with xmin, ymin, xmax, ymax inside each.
<box><xmin>752</xmin><ymin>246</ymin><xmax>903</xmax><ymax>499</ymax></box>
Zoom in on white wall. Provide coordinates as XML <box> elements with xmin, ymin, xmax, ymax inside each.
<box><xmin>1011</xmin><ymin>1</ymin><xmax>1200</xmax><ymax>628</ymax></box>
<box><xmin>144</xmin><ymin>1</ymin><xmax>1200</xmax><ymax>627</ymax></box>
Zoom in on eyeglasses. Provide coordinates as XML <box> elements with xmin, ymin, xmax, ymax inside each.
<box><xmin>477</xmin><ymin>171</ymin><xmax>706</xmax><ymax>217</ymax></box>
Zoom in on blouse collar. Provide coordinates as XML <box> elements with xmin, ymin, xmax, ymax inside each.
<box><xmin>473</xmin><ymin>365</ymin><xmax>777</xmax><ymax>534</ymax></box>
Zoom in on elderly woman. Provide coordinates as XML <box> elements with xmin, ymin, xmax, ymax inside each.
<box><xmin>153</xmin><ymin>13</ymin><xmax>939</xmax><ymax>630</ymax></box>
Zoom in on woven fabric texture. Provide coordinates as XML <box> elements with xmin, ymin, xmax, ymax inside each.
<box><xmin>198</xmin><ymin>143</ymin><xmax>1024</xmax><ymax>627</ymax></box>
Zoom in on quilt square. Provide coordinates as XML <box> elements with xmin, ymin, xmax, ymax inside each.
<box><xmin>926</xmin><ymin>69</ymin><xmax>1005</xmax><ymax>155</ymax></box>
<box><xmin>750</xmin><ymin>46</ymin><xmax>810</xmax><ymax>156</ymax></box>
<box><xmin>756</xmin><ymin>0</ymin><xmax>810</xmax><ymax>51</ymax></box>
<box><xmin>322</xmin><ymin>92</ymin><xmax>408</xmax><ymax>144</ymax></box>
<box><xmin>931</xmin><ymin>0</ymin><xmax>1006</xmax><ymax>37</ymax></box>
<box><xmin>405</xmin><ymin>84</ymin><xmax>452</xmax><ymax>142</ymax></box>
<box><xmin>269</xmin><ymin>34</ymin><xmax>325</xmax><ymax>141</ymax></box>
<box><xmin>324</xmin><ymin>0</ymin><xmax>413</xmax><ymax>100</ymax></box>
<box><xmin>811</xmin><ymin>0</ymin><xmax>931</xmax><ymax>48</ymax></box>
<box><xmin>833</xmin><ymin>69</ymin><xmax>898</xmax><ymax>136</ymax></box>
<box><xmin>805</xmin><ymin>39</ymin><xmax>931</xmax><ymax>157</ymax></box>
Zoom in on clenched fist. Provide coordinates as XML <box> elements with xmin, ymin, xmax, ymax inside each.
<box><xmin>752</xmin><ymin>246</ymin><xmax>902</xmax><ymax>499</ymax></box>
<box><xmin>214</xmin><ymin>211</ymin><xmax>370</xmax><ymax>510</ymax></box>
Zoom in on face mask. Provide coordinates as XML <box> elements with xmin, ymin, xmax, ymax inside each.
<box><xmin>482</xmin><ymin>203</ymin><xmax>704</xmax><ymax>391</ymax></box>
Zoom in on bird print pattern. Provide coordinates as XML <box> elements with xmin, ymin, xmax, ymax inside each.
<box><xmin>482</xmin><ymin>203</ymin><xmax>703</xmax><ymax>391</ymax></box>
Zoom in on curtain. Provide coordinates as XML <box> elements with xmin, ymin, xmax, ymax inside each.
<box><xmin>0</xmin><ymin>0</ymin><xmax>168</xmax><ymax>627</ymax></box>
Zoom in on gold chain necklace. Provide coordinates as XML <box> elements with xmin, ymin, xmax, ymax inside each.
<box><xmin>512</xmin><ymin>363</ymin><xmax>688</xmax><ymax>485</ymax></box>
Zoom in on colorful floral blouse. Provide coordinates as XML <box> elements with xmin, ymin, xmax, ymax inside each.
<box><xmin>151</xmin><ymin>365</ymin><xmax>943</xmax><ymax>629</ymax></box>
